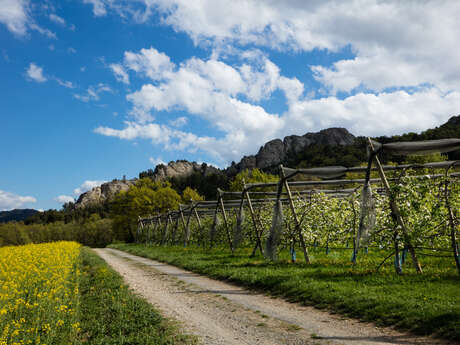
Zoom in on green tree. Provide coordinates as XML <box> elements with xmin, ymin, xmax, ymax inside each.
<box><xmin>110</xmin><ymin>178</ymin><xmax>181</xmax><ymax>242</ymax></box>
<box><xmin>229</xmin><ymin>168</ymin><xmax>278</xmax><ymax>191</ymax></box>
<box><xmin>182</xmin><ymin>187</ymin><xmax>204</xmax><ymax>203</ymax></box>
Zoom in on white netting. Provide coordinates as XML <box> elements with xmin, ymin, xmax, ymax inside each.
<box><xmin>356</xmin><ymin>183</ymin><xmax>376</xmax><ymax>248</ymax></box>
<box><xmin>209</xmin><ymin>210</ymin><xmax>220</xmax><ymax>245</ymax></box>
<box><xmin>265</xmin><ymin>200</ymin><xmax>284</xmax><ymax>261</ymax></box>
<box><xmin>233</xmin><ymin>205</ymin><xmax>245</xmax><ymax>249</ymax></box>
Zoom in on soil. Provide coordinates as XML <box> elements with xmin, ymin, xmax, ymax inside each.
<box><xmin>94</xmin><ymin>248</ymin><xmax>454</xmax><ymax>345</ymax></box>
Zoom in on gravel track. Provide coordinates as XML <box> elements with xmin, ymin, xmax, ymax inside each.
<box><xmin>94</xmin><ymin>248</ymin><xmax>453</xmax><ymax>345</ymax></box>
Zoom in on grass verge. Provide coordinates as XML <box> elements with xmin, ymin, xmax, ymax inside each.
<box><xmin>78</xmin><ymin>247</ymin><xmax>198</xmax><ymax>344</ymax></box>
<box><xmin>109</xmin><ymin>243</ymin><xmax>460</xmax><ymax>341</ymax></box>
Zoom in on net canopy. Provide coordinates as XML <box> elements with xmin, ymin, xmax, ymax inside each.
<box><xmin>370</xmin><ymin>138</ymin><xmax>460</xmax><ymax>156</ymax></box>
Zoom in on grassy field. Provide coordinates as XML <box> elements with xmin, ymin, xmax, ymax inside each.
<box><xmin>0</xmin><ymin>242</ymin><xmax>197</xmax><ymax>345</ymax></box>
<box><xmin>110</xmin><ymin>243</ymin><xmax>460</xmax><ymax>341</ymax></box>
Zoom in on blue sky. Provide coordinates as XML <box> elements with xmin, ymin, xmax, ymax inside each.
<box><xmin>1</xmin><ymin>0</ymin><xmax>460</xmax><ymax>211</ymax></box>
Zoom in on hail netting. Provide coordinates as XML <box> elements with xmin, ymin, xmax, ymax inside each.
<box><xmin>356</xmin><ymin>183</ymin><xmax>376</xmax><ymax>248</ymax></box>
<box><xmin>370</xmin><ymin>138</ymin><xmax>460</xmax><ymax>156</ymax></box>
<box><xmin>233</xmin><ymin>204</ymin><xmax>245</xmax><ymax>249</ymax></box>
<box><xmin>266</xmin><ymin>199</ymin><xmax>284</xmax><ymax>261</ymax></box>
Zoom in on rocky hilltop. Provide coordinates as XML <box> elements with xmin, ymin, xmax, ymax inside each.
<box><xmin>75</xmin><ymin>179</ymin><xmax>136</xmax><ymax>209</ymax></box>
<box><xmin>152</xmin><ymin>160</ymin><xmax>220</xmax><ymax>180</ymax></box>
<box><xmin>75</xmin><ymin>161</ymin><xmax>221</xmax><ymax>208</ymax></box>
<box><xmin>231</xmin><ymin>128</ymin><xmax>355</xmax><ymax>171</ymax></box>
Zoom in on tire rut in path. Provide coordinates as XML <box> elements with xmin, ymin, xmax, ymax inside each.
<box><xmin>94</xmin><ymin>248</ymin><xmax>453</xmax><ymax>345</ymax></box>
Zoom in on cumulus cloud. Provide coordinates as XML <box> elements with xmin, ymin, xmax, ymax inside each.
<box><xmin>73</xmin><ymin>180</ymin><xmax>106</xmax><ymax>196</ymax></box>
<box><xmin>73</xmin><ymin>83</ymin><xmax>113</xmax><ymax>102</ymax></box>
<box><xmin>92</xmin><ymin>2</ymin><xmax>460</xmax><ymax>164</ymax></box>
<box><xmin>26</xmin><ymin>63</ymin><xmax>46</xmax><ymax>82</ymax></box>
<box><xmin>0</xmin><ymin>190</ymin><xmax>36</xmax><ymax>211</ymax></box>
<box><xmin>95</xmin><ymin>45</ymin><xmax>460</xmax><ymax>165</ymax></box>
<box><xmin>88</xmin><ymin>1</ymin><xmax>460</xmax><ymax>94</ymax></box>
<box><xmin>54</xmin><ymin>195</ymin><xmax>75</xmax><ymax>204</ymax></box>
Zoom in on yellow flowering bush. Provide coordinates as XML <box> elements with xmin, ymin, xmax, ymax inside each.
<box><xmin>0</xmin><ymin>242</ymin><xmax>80</xmax><ymax>345</ymax></box>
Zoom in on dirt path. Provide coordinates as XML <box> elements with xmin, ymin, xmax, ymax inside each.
<box><xmin>94</xmin><ymin>248</ymin><xmax>452</xmax><ymax>345</ymax></box>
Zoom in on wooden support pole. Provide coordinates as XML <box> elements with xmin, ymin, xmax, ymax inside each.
<box><xmin>218</xmin><ymin>189</ymin><xmax>234</xmax><ymax>253</ymax></box>
<box><xmin>209</xmin><ymin>203</ymin><xmax>219</xmax><ymax>248</ymax></box>
<box><xmin>280</xmin><ymin>165</ymin><xmax>310</xmax><ymax>264</ymax></box>
<box><xmin>184</xmin><ymin>207</ymin><xmax>193</xmax><ymax>247</ymax></box>
<box><xmin>161</xmin><ymin>214</ymin><xmax>170</xmax><ymax>245</ymax></box>
<box><xmin>156</xmin><ymin>217</ymin><xmax>162</xmax><ymax>245</ymax></box>
<box><xmin>444</xmin><ymin>166</ymin><xmax>460</xmax><ymax>275</ymax></box>
<box><xmin>171</xmin><ymin>215</ymin><xmax>179</xmax><ymax>245</ymax></box>
<box><xmin>242</xmin><ymin>180</ymin><xmax>264</xmax><ymax>256</ymax></box>
<box><xmin>194</xmin><ymin>206</ymin><xmax>203</xmax><ymax>245</ymax></box>
<box><xmin>367</xmin><ymin>138</ymin><xmax>422</xmax><ymax>274</ymax></box>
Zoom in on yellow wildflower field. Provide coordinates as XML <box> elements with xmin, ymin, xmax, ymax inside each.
<box><xmin>0</xmin><ymin>242</ymin><xmax>80</xmax><ymax>345</ymax></box>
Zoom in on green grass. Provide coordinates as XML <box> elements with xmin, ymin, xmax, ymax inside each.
<box><xmin>78</xmin><ymin>247</ymin><xmax>198</xmax><ymax>344</ymax></box>
<box><xmin>109</xmin><ymin>243</ymin><xmax>460</xmax><ymax>341</ymax></box>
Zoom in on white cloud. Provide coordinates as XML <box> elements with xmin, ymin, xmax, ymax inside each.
<box><xmin>124</xmin><ymin>47</ymin><xmax>174</xmax><ymax>80</ymax></box>
<box><xmin>49</xmin><ymin>13</ymin><xmax>65</xmax><ymax>26</ymax></box>
<box><xmin>29</xmin><ymin>23</ymin><xmax>56</xmax><ymax>39</ymax></box>
<box><xmin>0</xmin><ymin>190</ymin><xmax>36</xmax><ymax>211</ymax></box>
<box><xmin>0</xmin><ymin>0</ymin><xmax>29</xmax><ymax>36</ymax></box>
<box><xmin>89</xmin><ymin>1</ymin><xmax>460</xmax><ymax>94</ymax></box>
<box><xmin>83</xmin><ymin>0</ymin><xmax>107</xmax><ymax>16</ymax></box>
<box><xmin>54</xmin><ymin>195</ymin><xmax>74</xmax><ymax>204</ymax></box>
<box><xmin>73</xmin><ymin>83</ymin><xmax>113</xmax><ymax>102</ymax></box>
<box><xmin>169</xmin><ymin>116</ymin><xmax>188</xmax><ymax>127</ymax></box>
<box><xmin>73</xmin><ymin>180</ymin><xmax>106</xmax><ymax>196</ymax></box>
<box><xmin>55</xmin><ymin>78</ymin><xmax>75</xmax><ymax>89</ymax></box>
<box><xmin>96</xmin><ymin>46</ymin><xmax>460</xmax><ymax>164</ymax></box>
<box><xmin>109</xmin><ymin>63</ymin><xmax>129</xmax><ymax>84</ymax></box>
<box><xmin>67</xmin><ymin>47</ymin><xmax>77</xmax><ymax>54</ymax></box>
<box><xmin>26</xmin><ymin>63</ymin><xmax>46</xmax><ymax>83</ymax></box>
<box><xmin>91</xmin><ymin>3</ymin><xmax>460</xmax><ymax>164</ymax></box>
<box><xmin>149</xmin><ymin>157</ymin><xmax>165</xmax><ymax>166</ymax></box>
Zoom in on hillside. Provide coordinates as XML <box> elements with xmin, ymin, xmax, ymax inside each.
<box><xmin>0</xmin><ymin>209</ymin><xmax>39</xmax><ymax>223</ymax></box>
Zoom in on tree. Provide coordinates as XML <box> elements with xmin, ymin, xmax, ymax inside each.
<box><xmin>110</xmin><ymin>178</ymin><xmax>181</xmax><ymax>242</ymax></box>
<box><xmin>182</xmin><ymin>187</ymin><xmax>204</xmax><ymax>203</ymax></box>
<box><xmin>229</xmin><ymin>168</ymin><xmax>278</xmax><ymax>191</ymax></box>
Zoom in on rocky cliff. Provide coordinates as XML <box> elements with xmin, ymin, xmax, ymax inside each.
<box><xmin>75</xmin><ymin>179</ymin><xmax>135</xmax><ymax>209</ymax></box>
<box><xmin>232</xmin><ymin>128</ymin><xmax>355</xmax><ymax>171</ymax></box>
<box><xmin>152</xmin><ymin>160</ymin><xmax>220</xmax><ymax>181</ymax></box>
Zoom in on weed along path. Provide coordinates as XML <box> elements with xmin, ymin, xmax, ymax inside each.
<box><xmin>95</xmin><ymin>248</ymin><xmax>451</xmax><ymax>345</ymax></box>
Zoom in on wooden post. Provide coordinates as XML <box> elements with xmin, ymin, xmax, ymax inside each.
<box><xmin>156</xmin><ymin>217</ymin><xmax>162</xmax><ymax>245</ymax></box>
<box><xmin>242</xmin><ymin>181</ymin><xmax>264</xmax><ymax>256</ymax></box>
<box><xmin>280</xmin><ymin>165</ymin><xmax>310</xmax><ymax>264</ymax></box>
<box><xmin>444</xmin><ymin>166</ymin><xmax>460</xmax><ymax>275</ymax></box>
<box><xmin>171</xmin><ymin>214</ymin><xmax>179</xmax><ymax>245</ymax></box>
<box><xmin>218</xmin><ymin>189</ymin><xmax>234</xmax><ymax>253</ymax></box>
<box><xmin>209</xmin><ymin>203</ymin><xmax>219</xmax><ymax>248</ymax></box>
<box><xmin>194</xmin><ymin>206</ymin><xmax>203</xmax><ymax>246</ymax></box>
<box><xmin>367</xmin><ymin>138</ymin><xmax>422</xmax><ymax>273</ymax></box>
<box><xmin>161</xmin><ymin>213</ymin><xmax>170</xmax><ymax>245</ymax></box>
<box><xmin>179</xmin><ymin>205</ymin><xmax>187</xmax><ymax>246</ymax></box>
<box><xmin>184</xmin><ymin>206</ymin><xmax>193</xmax><ymax>247</ymax></box>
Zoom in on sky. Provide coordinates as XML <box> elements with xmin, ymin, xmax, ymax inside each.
<box><xmin>1</xmin><ymin>0</ymin><xmax>460</xmax><ymax>211</ymax></box>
